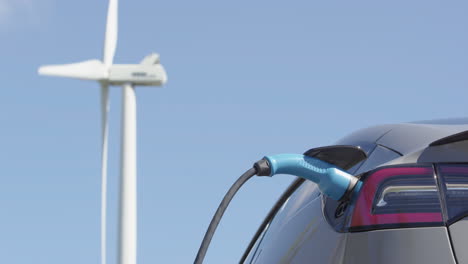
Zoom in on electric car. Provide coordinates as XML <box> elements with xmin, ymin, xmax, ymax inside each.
<box><xmin>241</xmin><ymin>118</ymin><xmax>468</xmax><ymax>264</ymax></box>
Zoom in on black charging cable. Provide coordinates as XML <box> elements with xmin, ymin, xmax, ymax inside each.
<box><xmin>194</xmin><ymin>167</ymin><xmax>257</xmax><ymax>264</ymax></box>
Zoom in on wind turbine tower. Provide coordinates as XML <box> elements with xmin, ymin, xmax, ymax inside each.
<box><xmin>37</xmin><ymin>0</ymin><xmax>167</xmax><ymax>263</ymax></box>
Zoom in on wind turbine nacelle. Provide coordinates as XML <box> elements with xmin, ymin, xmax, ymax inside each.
<box><xmin>108</xmin><ymin>64</ymin><xmax>167</xmax><ymax>86</ymax></box>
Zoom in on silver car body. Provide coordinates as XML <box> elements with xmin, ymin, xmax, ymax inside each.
<box><xmin>242</xmin><ymin>119</ymin><xmax>468</xmax><ymax>264</ymax></box>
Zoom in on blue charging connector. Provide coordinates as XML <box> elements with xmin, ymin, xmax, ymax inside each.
<box><xmin>195</xmin><ymin>153</ymin><xmax>363</xmax><ymax>264</ymax></box>
<box><xmin>255</xmin><ymin>154</ymin><xmax>361</xmax><ymax>200</ymax></box>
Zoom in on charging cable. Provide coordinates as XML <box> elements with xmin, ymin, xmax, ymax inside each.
<box><xmin>194</xmin><ymin>154</ymin><xmax>361</xmax><ymax>264</ymax></box>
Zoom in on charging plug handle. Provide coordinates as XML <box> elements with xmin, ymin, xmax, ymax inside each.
<box><xmin>254</xmin><ymin>154</ymin><xmax>359</xmax><ymax>201</ymax></box>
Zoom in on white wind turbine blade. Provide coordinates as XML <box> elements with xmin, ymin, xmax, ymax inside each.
<box><xmin>100</xmin><ymin>84</ymin><xmax>110</xmax><ymax>264</ymax></box>
<box><xmin>38</xmin><ymin>60</ymin><xmax>107</xmax><ymax>81</ymax></box>
<box><xmin>103</xmin><ymin>0</ymin><xmax>118</xmax><ymax>67</ymax></box>
<box><xmin>101</xmin><ymin>1</ymin><xmax>118</xmax><ymax>263</ymax></box>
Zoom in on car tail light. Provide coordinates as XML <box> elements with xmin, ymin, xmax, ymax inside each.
<box><xmin>437</xmin><ymin>165</ymin><xmax>468</xmax><ymax>223</ymax></box>
<box><xmin>349</xmin><ymin>166</ymin><xmax>444</xmax><ymax>232</ymax></box>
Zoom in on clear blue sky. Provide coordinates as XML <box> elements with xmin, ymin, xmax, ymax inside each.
<box><xmin>1</xmin><ymin>0</ymin><xmax>468</xmax><ymax>263</ymax></box>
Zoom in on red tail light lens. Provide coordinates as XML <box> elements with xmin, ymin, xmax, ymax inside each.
<box><xmin>349</xmin><ymin>166</ymin><xmax>444</xmax><ymax>232</ymax></box>
<box><xmin>437</xmin><ymin>165</ymin><xmax>468</xmax><ymax>223</ymax></box>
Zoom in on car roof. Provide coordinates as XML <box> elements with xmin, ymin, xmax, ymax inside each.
<box><xmin>336</xmin><ymin>118</ymin><xmax>468</xmax><ymax>156</ymax></box>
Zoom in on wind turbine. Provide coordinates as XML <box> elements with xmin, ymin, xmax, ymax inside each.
<box><xmin>37</xmin><ymin>0</ymin><xmax>167</xmax><ymax>263</ymax></box>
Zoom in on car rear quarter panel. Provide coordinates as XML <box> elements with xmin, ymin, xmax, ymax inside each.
<box><xmin>343</xmin><ymin>227</ymin><xmax>456</xmax><ymax>264</ymax></box>
<box><xmin>449</xmin><ymin>217</ymin><xmax>468</xmax><ymax>263</ymax></box>
<box><xmin>246</xmin><ymin>181</ymin><xmax>347</xmax><ymax>264</ymax></box>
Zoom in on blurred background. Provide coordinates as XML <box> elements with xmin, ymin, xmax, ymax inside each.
<box><xmin>0</xmin><ymin>0</ymin><xmax>467</xmax><ymax>263</ymax></box>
